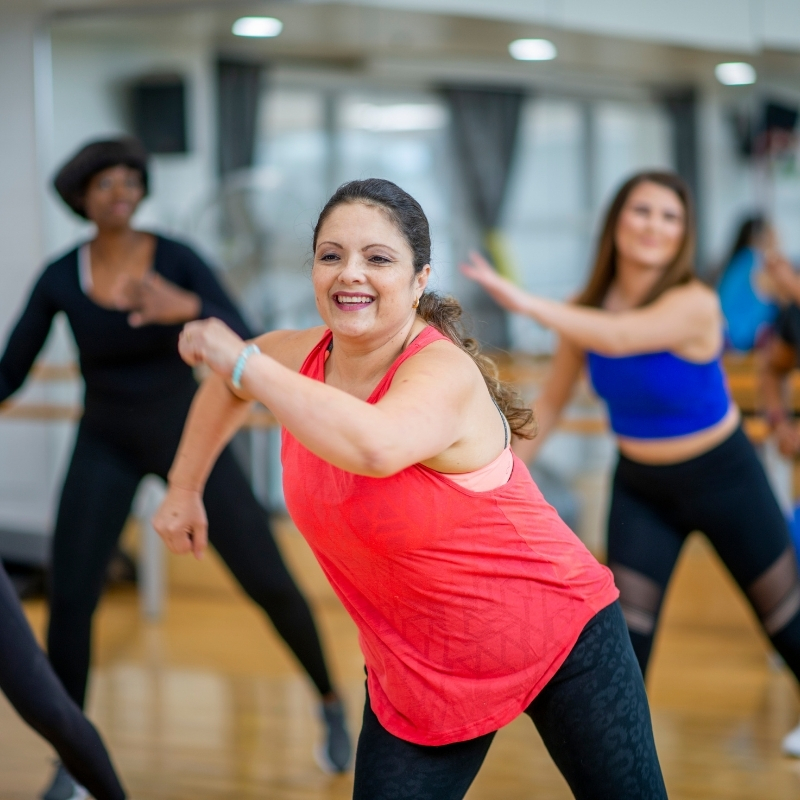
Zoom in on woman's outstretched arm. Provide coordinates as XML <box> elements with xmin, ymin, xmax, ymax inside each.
<box><xmin>460</xmin><ymin>252</ymin><xmax>718</xmax><ymax>357</ymax></box>
<box><xmin>174</xmin><ymin>319</ymin><xmax>475</xmax><ymax>476</ymax></box>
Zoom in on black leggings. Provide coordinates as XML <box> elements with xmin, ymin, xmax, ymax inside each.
<box><xmin>48</xmin><ymin>389</ymin><xmax>332</xmax><ymax>708</ymax></box>
<box><xmin>353</xmin><ymin>602</ymin><xmax>666</xmax><ymax>800</ymax></box>
<box><xmin>0</xmin><ymin>563</ymin><xmax>126</xmax><ymax>799</ymax></box>
<box><xmin>608</xmin><ymin>426</ymin><xmax>800</xmax><ymax>679</ymax></box>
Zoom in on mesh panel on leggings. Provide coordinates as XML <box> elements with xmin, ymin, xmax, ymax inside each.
<box><xmin>610</xmin><ymin>562</ymin><xmax>663</xmax><ymax>635</ymax></box>
<box><xmin>747</xmin><ymin>545</ymin><xmax>800</xmax><ymax>636</ymax></box>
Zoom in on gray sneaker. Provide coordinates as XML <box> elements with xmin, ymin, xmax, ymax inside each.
<box><xmin>42</xmin><ymin>763</ymin><xmax>88</xmax><ymax>800</ymax></box>
<box><xmin>315</xmin><ymin>697</ymin><xmax>352</xmax><ymax>773</ymax></box>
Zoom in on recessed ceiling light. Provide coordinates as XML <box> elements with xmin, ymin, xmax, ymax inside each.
<box><xmin>343</xmin><ymin>103</ymin><xmax>449</xmax><ymax>132</ymax></box>
<box><xmin>715</xmin><ymin>62</ymin><xmax>756</xmax><ymax>86</ymax></box>
<box><xmin>232</xmin><ymin>16</ymin><xmax>283</xmax><ymax>38</ymax></box>
<box><xmin>509</xmin><ymin>39</ymin><xmax>557</xmax><ymax>62</ymax></box>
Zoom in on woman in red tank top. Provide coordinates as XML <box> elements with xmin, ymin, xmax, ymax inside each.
<box><xmin>153</xmin><ymin>179</ymin><xmax>667</xmax><ymax>799</ymax></box>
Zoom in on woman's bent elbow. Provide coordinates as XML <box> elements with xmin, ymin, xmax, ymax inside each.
<box><xmin>360</xmin><ymin>452</ymin><xmax>398</xmax><ymax>478</ymax></box>
<box><xmin>356</xmin><ymin>443</ymin><xmax>408</xmax><ymax>478</ymax></box>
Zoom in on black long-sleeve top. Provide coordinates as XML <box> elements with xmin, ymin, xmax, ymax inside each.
<box><xmin>0</xmin><ymin>235</ymin><xmax>253</xmax><ymax>411</ymax></box>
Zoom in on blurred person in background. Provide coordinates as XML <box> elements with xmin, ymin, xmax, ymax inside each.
<box><xmin>717</xmin><ymin>215</ymin><xmax>780</xmax><ymax>351</ymax></box>
<box><xmin>0</xmin><ymin>138</ymin><xmax>350</xmax><ymax>800</ymax></box>
<box><xmin>717</xmin><ymin>214</ymin><xmax>800</xmax><ymax>353</ymax></box>
<box><xmin>462</xmin><ymin>170</ymin><xmax>800</xmax><ymax>756</ymax></box>
<box><xmin>758</xmin><ymin>284</ymin><xmax>800</xmax><ymax>755</ymax></box>
<box><xmin>0</xmin><ymin>560</ymin><xmax>126</xmax><ymax>800</ymax></box>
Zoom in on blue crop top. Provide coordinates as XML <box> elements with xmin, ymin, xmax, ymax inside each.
<box><xmin>586</xmin><ymin>351</ymin><xmax>731</xmax><ymax>439</ymax></box>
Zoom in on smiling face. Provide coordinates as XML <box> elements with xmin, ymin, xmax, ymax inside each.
<box><xmin>312</xmin><ymin>201</ymin><xmax>430</xmax><ymax>343</ymax></box>
<box><xmin>83</xmin><ymin>165</ymin><xmax>145</xmax><ymax>231</ymax></box>
<box><xmin>614</xmin><ymin>181</ymin><xmax>686</xmax><ymax>273</ymax></box>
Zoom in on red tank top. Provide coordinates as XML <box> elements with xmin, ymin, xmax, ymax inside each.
<box><xmin>282</xmin><ymin>326</ymin><xmax>618</xmax><ymax>745</ymax></box>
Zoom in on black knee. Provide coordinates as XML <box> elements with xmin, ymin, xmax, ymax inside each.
<box><xmin>48</xmin><ymin>594</ymin><xmax>96</xmax><ymax>660</ymax></box>
<box><xmin>47</xmin><ymin>595</ymin><xmax>98</xmax><ymax>706</ymax></box>
<box><xmin>8</xmin><ymin>660</ymin><xmax>81</xmax><ymax>749</ymax></box>
<box><xmin>244</xmin><ymin>580</ymin><xmax>304</xmax><ymax>616</ymax></box>
<box><xmin>23</xmin><ymin>697</ymin><xmax>76</xmax><ymax>749</ymax></box>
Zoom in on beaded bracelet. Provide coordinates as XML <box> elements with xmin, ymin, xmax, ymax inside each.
<box><xmin>232</xmin><ymin>343</ymin><xmax>261</xmax><ymax>390</ymax></box>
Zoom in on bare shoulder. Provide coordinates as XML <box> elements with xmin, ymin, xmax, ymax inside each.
<box><xmin>253</xmin><ymin>326</ymin><xmax>328</xmax><ymax>372</ymax></box>
<box><xmin>658</xmin><ymin>280</ymin><xmax>720</xmax><ymax>318</ymax></box>
<box><xmin>390</xmin><ymin>336</ymin><xmax>483</xmax><ymax>393</ymax></box>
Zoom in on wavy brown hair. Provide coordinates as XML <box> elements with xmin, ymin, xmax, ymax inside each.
<box><xmin>313</xmin><ymin>178</ymin><xmax>536</xmax><ymax>439</ymax></box>
<box><xmin>577</xmin><ymin>171</ymin><xmax>696</xmax><ymax>308</ymax></box>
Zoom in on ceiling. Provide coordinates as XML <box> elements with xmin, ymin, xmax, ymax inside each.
<box><xmin>40</xmin><ymin>0</ymin><xmax>800</xmax><ymax>54</ymax></box>
<box><xmin>43</xmin><ymin>1</ymin><xmax>800</xmax><ymax>102</ymax></box>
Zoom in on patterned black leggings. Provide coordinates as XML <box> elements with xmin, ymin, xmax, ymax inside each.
<box><xmin>353</xmin><ymin>602</ymin><xmax>667</xmax><ymax>800</ymax></box>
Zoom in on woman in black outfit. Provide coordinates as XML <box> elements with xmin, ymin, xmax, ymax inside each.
<box><xmin>0</xmin><ymin>138</ymin><xmax>350</xmax><ymax>799</ymax></box>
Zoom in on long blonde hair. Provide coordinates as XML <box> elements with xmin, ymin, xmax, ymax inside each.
<box><xmin>577</xmin><ymin>171</ymin><xmax>696</xmax><ymax>308</ymax></box>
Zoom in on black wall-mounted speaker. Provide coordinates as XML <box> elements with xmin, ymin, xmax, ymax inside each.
<box><xmin>131</xmin><ymin>75</ymin><xmax>188</xmax><ymax>154</ymax></box>
<box><xmin>730</xmin><ymin>99</ymin><xmax>799</xmax><ymax>159</ymax></box>
<box><xmin>763</xmin><ymin>101</ymin><xmax>798</xmax><ymax>134</ymax></box>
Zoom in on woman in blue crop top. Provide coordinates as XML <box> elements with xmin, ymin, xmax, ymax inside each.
<box><xmin>0</xmin><ymin>139</ymin><xmax>350</xmax><ymax>798</ymax></box>
<box><xmin>463</xmin><ymin>170</ymin><xmax>800</xmax><ymax>755</ymax></box>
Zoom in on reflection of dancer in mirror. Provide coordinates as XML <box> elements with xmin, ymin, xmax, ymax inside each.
<box><xmin>155</xmin><ymin>178</ymin><xmax>667</xmax><ymax>799</ymax></box>
<box><xmin>0</xmin><ymin>138</ymin><xmax>349</xmax><ymax>800</ymax></box>
<box><xmin>462</xmin><ymin>170</ymin><xmax>800</xmax><ymax>755</ymax></box>
<box><xmin>0</xmin><ymin>562</ymin><xmax>126</xmax><ymax>800</ymax></box>
<box><xmin>717</xmin><ymin>215</ymin><xmax>781</xmax><ymax>351</ymax></box>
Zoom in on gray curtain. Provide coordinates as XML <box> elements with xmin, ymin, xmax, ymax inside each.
<box><xmin>445</xmin><ymin>86</ymin><xmax>525</xmax><ymax>349</ymax></box>
<box><xmin>446</xmin><ymin>86</ymin><xmax>525</xmax><ymax>230</ymax></box>
<box><xmin>217</xmin><ymin>59</ymin><xmax>263</xmax><ymax>175</ymax></box>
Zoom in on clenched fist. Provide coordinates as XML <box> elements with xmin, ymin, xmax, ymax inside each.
<box><xmin>179</xmin><ymin>318</ymin><xmax>245</xmax><ymax>378</ymax></box>
<box><xmin>152</xmin><ymin>485</ymin><xmax>208</xmax><ymax>560</ymax></box>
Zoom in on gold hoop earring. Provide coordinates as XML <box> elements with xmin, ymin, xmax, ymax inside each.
<box><xmin>412</xmin><ymin>297</ymin><xmax>419</xmax><ymax>309</ymax></box>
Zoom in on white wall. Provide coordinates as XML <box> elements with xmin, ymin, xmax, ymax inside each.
<box><xmin>45</xmin><ymin>22</ymin><xmax>218</xmax><ymax>259</ymax></box>
<box><xmin>0</xmin><ymin>7</ymin><xmax>45</xmax><ymax>339</ymax></box>
<box><xmin>0</xmin><ymin>4</ymin><xmax>67</xmax><ymax>539</ymax></box>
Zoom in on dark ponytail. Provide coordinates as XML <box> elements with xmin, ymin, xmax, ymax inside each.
<box><xmin>417</xmin><ymin>293</ymin><xmax>535</xmax><ymax>439</ymax></box>
<box><xmin>314</xmin><ymin>179</ymin><xmax>536</xmax><ymax>439</ymax></box>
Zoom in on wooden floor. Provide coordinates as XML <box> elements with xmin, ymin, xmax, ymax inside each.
<box><xmin>2</xmin><ymin>519</ymin><xmax>800</xmax><ymax>799</ymax></box>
